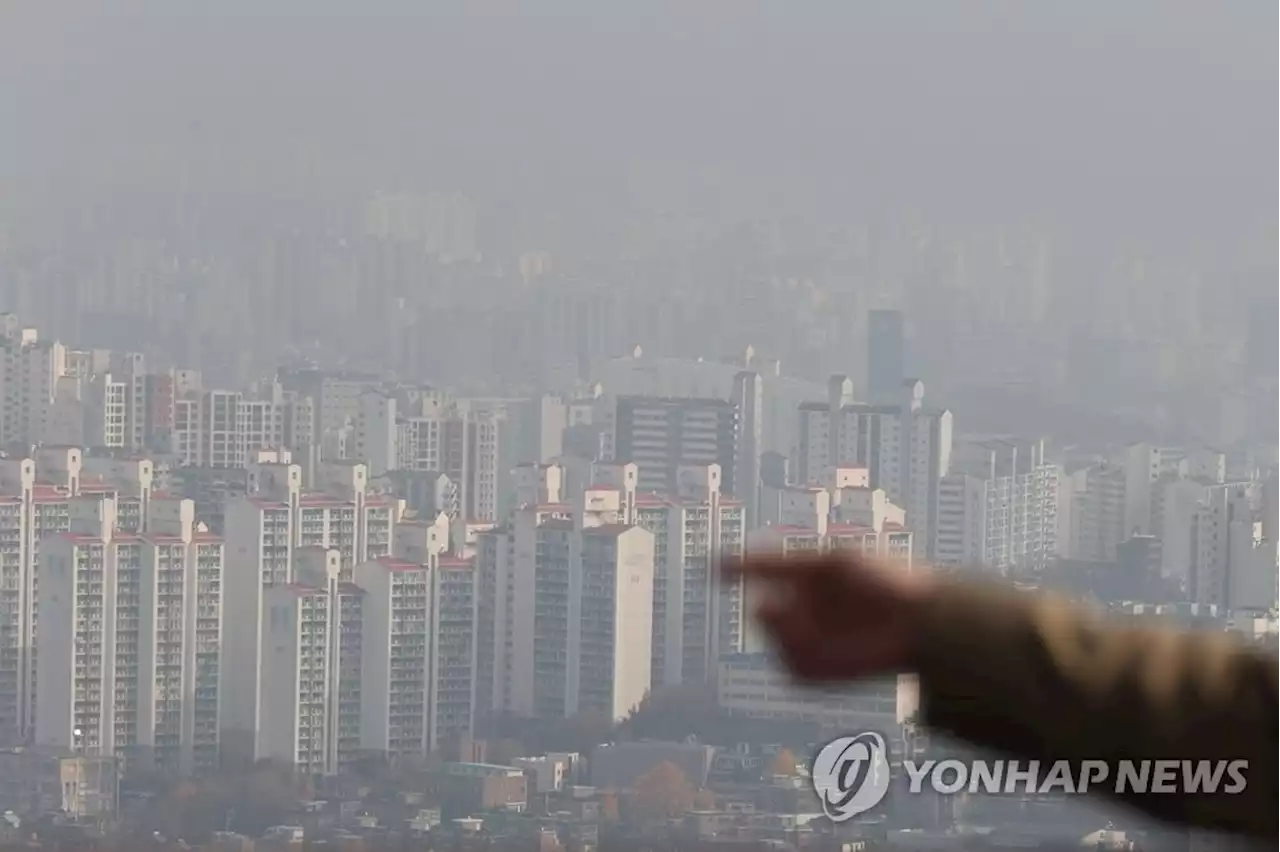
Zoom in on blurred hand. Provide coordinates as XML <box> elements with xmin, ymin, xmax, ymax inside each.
<box><xmin>722</xmin><ymin>551</ymin><xmax>935</xmax><ymax>683</ymax></box>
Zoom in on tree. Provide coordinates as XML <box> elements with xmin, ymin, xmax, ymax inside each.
<box><xmin>617</xmin><ymin>684</ymin><xmax>719</xmax><ymax>743</ymax></box>
<box><xmin>692</xmin><ymin>788</ymin><xmax>717</xmax><ymax>810</ymax></box>
<box><xmin>770</xmin><ymin>748</ymin><xmax>799</xmax><ymax>777</ymax></box>
<box><xmin>628</xmin><ymin>761</ymin><xmax>695</xmax><ymax>822</ymax></box>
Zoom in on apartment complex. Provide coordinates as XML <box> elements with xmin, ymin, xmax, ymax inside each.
<box><xmin>795</xmin><ymin>377</ymin><xmax>951</xmax><ymax>558</ymax></box>
<box><xmin>0</xmin><ymin>448</ymin><xmax>162</xmax><ymax>744</ymax></box>
<box><xmin>633</xmin><ymin>465</ymin><xmax>747</xmax><ymax>689</ymax></box>
<box><xmin>259</xmin><ymin>580</ymin><xmax>339</xmax><ymax>776</ymax></box>
<box><xmin>934</xmin><ymin>438</ymin><xmax>1059</xmax><ymax>574</ymax></box>
<box><xmin>34</xmin><ymin>494</ymin><xmax>223</xmax><ymax>775</ymax></box>
<box><xmin>356</xmin><ymin>524</ymin><xmax>479</xmax><ymax>760</ymax></box>
<box><xmin>220</xmin><ymin>459</ymin><xmax>396</xmax><ymax>768</ymax></box>
<box><xmin>476</xmin><ymin>466</ymin><xmax>655</xmax><ymax>723</ymax></box>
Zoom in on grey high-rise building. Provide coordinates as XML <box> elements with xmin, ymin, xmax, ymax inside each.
<box><xmin>613</xmin><ymin>396</ymin><xmax>739</xmax><ymax>498</ymax></box>
<box><xmin>867</xmin><ymin>310</ymin><xmax>905</xmax><ymax>405</ymax></box>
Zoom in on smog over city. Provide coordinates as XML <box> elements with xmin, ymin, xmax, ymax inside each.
<box><xmin>0</xmin><ymin>3</ymin><xmax>1274</xmax><ymax>851</ymax></box>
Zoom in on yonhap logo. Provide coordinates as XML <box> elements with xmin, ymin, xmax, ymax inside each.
<box><xmin>811</xmin><ymin>732</ymin><xmax>892</xmax><ymax>821</ymax></box>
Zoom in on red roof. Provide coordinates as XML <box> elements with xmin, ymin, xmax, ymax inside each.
<box><xmin>374</xmin><ymin>556</ymin><xmax>425</xmax><ymax>572</ymax></box>
<box><xmin>278</xmin><ymin>583</ymin><xmax>326</xmax><ymax>596</ymax></box>
<box><xmin>828</xmin><ymin>523</ymin><xmax>874</xmax><ymax>536</ymax></box>
<box><xmin>298</xmin><ymin>496</ymin><xmax>349</xmax><ymax>508</ymax></box>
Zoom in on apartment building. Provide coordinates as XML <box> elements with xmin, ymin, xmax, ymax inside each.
<box><xmin>933</xmin><ymin>438</ymin><xmax>1059</xmax><ymax>574</ymax></box>
<box><xmin>593</xmin><ymin>348</ymin><xmax>823</xmax><ymax>460</ymax></box>
<box><xmin>34</xmin><ymin>494</ymin><xmax>224</xmax><ymax>775</ymax></box>
<box><xmin>392</xmin><ymin>395</ymin><xmax>514</xmax><ymax>524</ymax></box>
<box><xmin>1190</xmin><ymin>484</ymin><xmax>1276</xmax><ymax>612</ymax></box>
<box><xmin>476</xmin><ymin>466</ymin><xmax>654</xmax><ymax>723</ymax></box>
<box><xmin>574</xmin><ymin>524</ymin><xmax>654</xmax><ymax>720</ymax></box>
<box><xmin>0</xmin><ymin>325</ymin><xmax>67</xmax><ymax>447</ymax></box>
<box><xmin>632</xmin><ymin>464</ymin><xmax>747</xmax><ymax>689</ymax></box>
<box><xmin>449</xmin><ymin>401</ymin><xmax>515</xmax><ymax>524</ymax></box>
<box><xmin>612</xmin><ymin>396</ymin><xmax>739</xmax><ymax>499</ymax></box>
<box><xmin>259</xmin><ymin>581</ymin><xmax>337</xmax><ymax>776</ymax></box>
<box><xmin>356</xmin><ymin>558</ymin><xmax>433</xmax><ymax>759</ymax></box>
<box><xmin>0</xmin><ymin>447</ymin><xmax>165</xmax><ymax>744</ymax></box>
<box><xmin>221</xmin><ymin>460</ymin><xmax>397</xmax><ymax>768</ymax></box>
<box><xmin>278</xmin><ymin>368</ymin><xmax>384</xmax><ymax>438</ymax></box>
<box><xmin>395</xmin><ymin>517</ymin><xmax>479</xmax><ymax>752</ymax></box>
<box><xmin>795</xmin><ymin>378</ymin><xmax>951</xmax><ymax>559</ymax></box>
<box><xmin>169</xmin><ymin>382</ymin><xmax>286</xmax><ymax>469</ymax></box>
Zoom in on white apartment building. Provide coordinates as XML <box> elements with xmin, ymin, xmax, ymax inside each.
<box><xmin>355</xmin><ymin>392</ymin><xmax>398</xmax><ymax>477</ymax></box>
<box><xmin>259</xmin><ymin>581</ymin><xmax>337</xmax><ymax>776</ymax></box>
<box><xmin>0</xmin><ymin>448</ymin><xmax>164</xmax><ymax>744</ymax></box>
<box><xmin>278</xmin><ymin>368</ymin><xmax>384</xmax><ymax>439</ymax></box>
<box><xmin>934</xmin><ymin>438</ymin><xmax>1059</xmax><ymax>574</ymax></box>
<box><xmin>795</xmin><ymin>378</ymin><xmax>951</xmax><ymax>559</ymax></box>
<box><xmin>476</xmin><ymin>467</ymin><xmax>654</xmax><ymax>723</ymax></box>
<box><xmin>474</xmin><ymin>488</ymin><xmax>572</xmax><ymax>721</ymax></box>
<box><xmin>633</xmin><ymin>464</ymin><xmax>747</xmax><ymax>689</ymax></box>
<box><xmin>450</xmin><ymin>401</ymin><xmax>514</xmax><ymax>523</ymax></box>
<box><xmin>355</xmin><ymin>513</ymin><xmax>479</xmax><ymax>759</ymax></box>
<box><xmin>394</xmin><ymin>396</ymin><xmax>513</xmax><ymax>524</ymax></box>
<box><xmin>221</xmin><ymin>460</ymin><xmax>397</xmax><ymax>768</ymax></box>
<box><xmin>84</xmin><ymin>374</ymin><xmax>128</xmax><ymax>448</ymax></box>
<box><xmin>169</xmin><ymin>383</ymin><xmax>286</xmax><ymax>469</ymax></box>
<box><xmin>574</xmin><ymin>524</ymin><xmax>654</xmax><ymax>720</ymax></box>
<box><xmin>0</xmin><ymin>325</ymin><xmax>67</xmax><ymax>447</ymax></box>
<box><xmin>75</xmin><ymin>352</ymin><xmax>150</xmax><ymax>452</ymax></box>
<box><xmin>395</xmin><ymin>515</ymin><xmax>480</xmax><ymax>752</ymax></box>
<box><xmin>261</xmin><ymin>546</ymin><xmax>364</xmax><ymax>777</ymax></box>
<box><xmin>356</xmin><ymin>558</ymin><xmax>431</xmax><ymax>760</ymax></box>
<box><xmin>394</xmin><ymin>391</ymin><xmax>450</xmax><ymax>473</ymax></box>
<box><xmin>35</xmin><ymin>494</ymin><xmax>224</xmax><ymax>775</ymax></box>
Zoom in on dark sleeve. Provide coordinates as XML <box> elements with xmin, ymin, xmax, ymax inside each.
<box><xmin>912</xmin><ymin>578</ymin><xmax>1277</xmax><ymax>841</ymax></box>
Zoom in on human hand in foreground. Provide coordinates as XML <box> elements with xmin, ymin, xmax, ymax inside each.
<box><xmin>721</xmin><ymin>551</ymin><xmax>936</xmax><ymax>683</ymax></box>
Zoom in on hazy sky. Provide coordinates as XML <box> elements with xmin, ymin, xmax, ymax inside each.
<box><xmin>2</xmin><ymin>2</ymin><xmax>1274</xmax><ymax>267</ymax></box>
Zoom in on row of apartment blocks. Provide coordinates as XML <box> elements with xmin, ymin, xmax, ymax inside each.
<box><xmin>789</xmin><ymin>373</ymin><xmax>1277</xmax><ymax>612</ymax></box>
<box><xmin>0</xmin><ymin>322</ymin><xmax>524</xmax><ymax>525</ymax></box>
<box><xmin>2</xmin><ymin>318</ymin><xmax>765</xmax><ymax>527</ymax></box>
<box><xmin>1</xmin><ymin>441</ymin><xmax>820</xmax><ymax>779</ymax></box>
